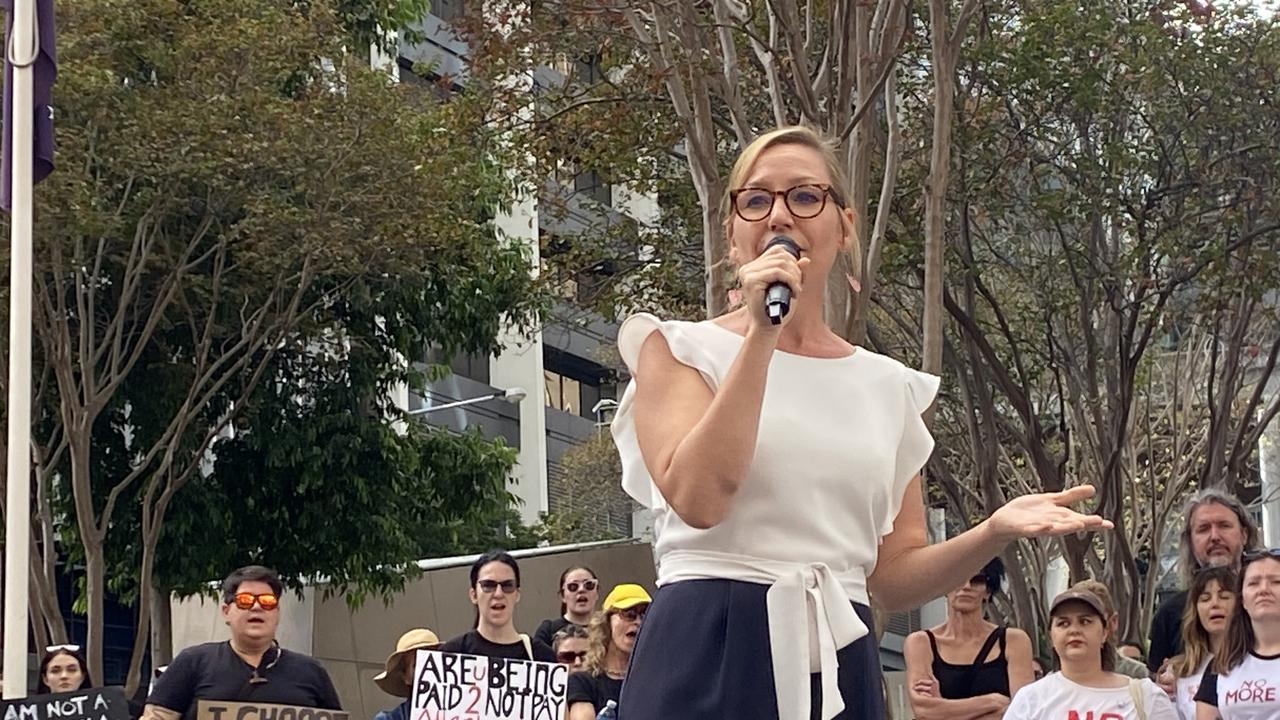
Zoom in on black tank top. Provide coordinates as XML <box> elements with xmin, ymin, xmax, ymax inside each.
<box><xmin>925</xmin><ymin>626</ymin><xmax>1011</xmax><ymax>699</ymax></box>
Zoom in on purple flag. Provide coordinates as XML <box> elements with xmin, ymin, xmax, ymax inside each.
<box><xmin>1</xmin><ymin>0</ymin><xmax>56</xmax><ymax>212</ymax></box>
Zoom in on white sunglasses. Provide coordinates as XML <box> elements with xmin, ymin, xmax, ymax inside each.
<box><xmin>46</xmin><ymin>644</ymin><xmax>81</xmax><ymax>653</ymax></box>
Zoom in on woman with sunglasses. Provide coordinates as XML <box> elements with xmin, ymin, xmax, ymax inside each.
<box><xmin>552</xmin><ymin>624</ymin><xmax>590</xmax><ymax>673</ymax></box>
<box><xmin>1159</xmin><ymin>566</ymin><xmax>1236</xmax><ymax>719</ymax></box>
<box><xmin>36</xmin><ymin>644</ymin><xmax>93</xmax><ymax>694</ymax></box>
<box><xmin>440</xmin><ymin>550</ymin><xmax>556</xmax><ymax>662</ymax></box>
<box><xmin>1194</xmin><ymin>549</ymin><xmax>1280</xmax><ymax>719</ymax></box>
<box><xmin>612</xmin><ymin>125</ymin><xmax>1111</xmax><ymax>719</ymax></box>
<box><xmin>904</xmin><ymin>558</ymin><xmax>1035</xmax><ymax>719</ymax></box>
<box><xmin>533</xmin><ymin>566</ymin><xmax>600</xmax><ymax>646</ymax></box>
<box><xmin>566</xmin><ymin>584</ymin><xmax>651</xmax><ymax>719</ymax></box>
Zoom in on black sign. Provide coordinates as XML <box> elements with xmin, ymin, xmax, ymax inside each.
<box><xmin>0</xmin><ymin>687</ymin><xmax>129</xmax><ymax>720</ymax></box>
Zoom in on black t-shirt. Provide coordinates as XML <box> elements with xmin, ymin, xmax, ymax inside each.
<box><xmin>566</xmin><ymin>671</ymin><xmax>623</xmax><ymax>713</ymax></box>
<box><xmin>146</xmin><ymin>642</ymin><xmax>341</xmax><ymax>720</ymax></box>
<box><xmin>440</xmin><ymin>630</ymin><xmax>557</xmax><ymax>663</ymax></box>
<box><xmin>1147</xmin><ymin>589</ymin><xmax>1188</xmax><ymax>672</ymax></box>
<box><xmin>533</xmin><ymin>617</ymin><xmax>577</xmax><ymax>647</ymax></box>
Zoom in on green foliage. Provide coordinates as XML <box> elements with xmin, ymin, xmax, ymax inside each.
<box><xmin>449</xmin><ymin>6</ymin><xmax>707</xmax><ymax>320</ymax></box>
<box><xmin>16</xmin><ymin>0</ymin><xmax>547</xmax><ymax>618</ymax></box>
<box><xmin>540</xmin><ymin>430</ymin><xmax>630</xmax><ymax>544</ymax></box>
<box><xmin>334</xmin><ymin>0</ymin><xmax>435</xmax><ymax>51</ymax></box>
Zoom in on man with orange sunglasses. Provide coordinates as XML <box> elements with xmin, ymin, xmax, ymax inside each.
<box><xmin>143</xmin><ymin>565</ymin><xmax>342</xmax><ymax>720</ymax></box>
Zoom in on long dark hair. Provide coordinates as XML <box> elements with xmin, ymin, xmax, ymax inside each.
<box><xmin>557</xmin><ymin>565</ymin><xmax>597</xmax><ymax>616</ymax></box>
<box><xmin>470</xmin><ymin>550</ymin><xmax>520</xmax><ymax>628</ymax></box>
<box><xmin>1214</xmin><ymin>554</ymin><xmax>1279</xmax><ymax>674</ymax></box>
<box><xmin>470</xmin><ymin>550</ymin><xmax>520</xmax><ymax>588</ymax></box>
<box><xmin>35</xmin><ymin>647</ymin><xmax>93</xmax><ymax>694</ymax></box>
<box><xmin>1171</xmin><ymin>566</ymin><xmax>1237</xmax><ymax>679</ymax></box>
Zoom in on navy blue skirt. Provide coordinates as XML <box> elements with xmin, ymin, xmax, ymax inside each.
<box><xmin>618</xmin><ymin>579</ymin><xmax>885</xmax><ymax>720</ymax></box>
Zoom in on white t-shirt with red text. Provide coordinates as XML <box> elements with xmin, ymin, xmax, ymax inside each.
<box><xmin>1005</xmin><ymin>671</ymin><xmax>1179</xmax><ymax>720</ymax></box>
<box><xmin>1194</xmin><ymin>651</ymin><xmax>1280</xmax><ymax>720</ymax></box>
<box><xmin>1174</xmin><ymin>658</ymin><xmax>1210</xmax><ymax>720</ymax></box>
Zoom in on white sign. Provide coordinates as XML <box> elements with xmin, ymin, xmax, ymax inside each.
<box><xmin>410</xmin><ymin>650</ymin><xmax>568</xmax><ymax>720</ymax></box>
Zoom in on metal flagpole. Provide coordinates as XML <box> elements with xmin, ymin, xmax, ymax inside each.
<box><xmin>3</xmin><ymin>0</ymin><xmax>35</xmax><ymax>700</ymax></box>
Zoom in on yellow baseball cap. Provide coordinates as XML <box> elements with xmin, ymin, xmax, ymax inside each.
<box><xmin>602</xmin><ymin>583</ymin><xmax>652</xmax><ymax>612</ymax></box>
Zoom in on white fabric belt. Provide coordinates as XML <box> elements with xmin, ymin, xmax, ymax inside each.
<box><xmin>657</xmin><ymin>549</ymin><xmax>870</xmax><ymax>720</ymax></box>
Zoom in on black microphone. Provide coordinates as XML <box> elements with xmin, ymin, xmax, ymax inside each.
<box><xmin>764</xmin><ymin>235</ymin><xmax>801</xmax><ymax>325</ymax></box>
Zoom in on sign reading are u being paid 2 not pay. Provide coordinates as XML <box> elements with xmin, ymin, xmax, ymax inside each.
<box><xmin>411</xmin><ymin>650</ymin><xmax>567</xmax><ymax>720</ymax></box>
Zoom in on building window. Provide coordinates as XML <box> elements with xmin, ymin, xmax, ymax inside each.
<box><xmin>574</xmin><ymin>168</ymin><xmax>611</xmax><ymax>205</ymax></box>
<box><xmin>574</xmin><ymin>52</ymin><xmax>604</xmax><ymax>86</ymax></box>
<box><xmin>424</xmin><ymin>346</ymin><xmax>490</xmax><ymax>385</ymax></box>
<box><xmin>544</xmin><ymin>370</ymin><xmax>581</xmax><ymax>416</ymax></box>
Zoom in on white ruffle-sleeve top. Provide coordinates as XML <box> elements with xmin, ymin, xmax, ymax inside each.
<box><xmin>610</xmin><ymin>313</ymin><xmax>940</xmax><ymax>720</ymax></box>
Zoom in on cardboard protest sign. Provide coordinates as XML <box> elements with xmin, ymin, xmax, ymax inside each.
<box><xmin>0</xmin><ymin>687</ymin><xmax>129</xmax><ymax>720</ymax></box>
<box><xmin>411</xmin><ymin>650</ymin><xmax>567</xmax><ymax>720</ymax></box>
<box><xmin>195</xmin><ymin>701</ymin><xmax>348</xmax><ymax>720</ymax></box>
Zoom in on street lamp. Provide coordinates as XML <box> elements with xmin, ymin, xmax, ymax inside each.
<box><xmin>406</xmin><ymin>386</ymin><xmax>528</xmax><ymax>416</ymax></box>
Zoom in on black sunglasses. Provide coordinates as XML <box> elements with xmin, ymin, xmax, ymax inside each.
<box><xmin>477</xmin><ymin>579</ymin><xmax>518</xmax><ymax>594</ymax></box>
<box><xmin>615</xmin><ymin>605</ymin><xmax>648</xmax><ymax>622</ymax></box>
<box><xmin>1243</xmin><ymin>548</ymin><xmax>1280</xmax><ymax>564</ymax></box>
<box><xmin>555</xmin><ymin>650</ymin><xmax>587</xmax><ymax>663</ymax></box>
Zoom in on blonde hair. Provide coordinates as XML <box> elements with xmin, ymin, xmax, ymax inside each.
<box><xmin>720</xmin><ymin>126</ymin><xmax>862</xmax><ymax>283</ymax></box>
<box><xmin>581</xmin><ymin>609</ymin><xmax>613</xmax><ymax>676</ymax></box>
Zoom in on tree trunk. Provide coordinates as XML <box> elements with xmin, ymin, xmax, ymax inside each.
<box><xmin>922</xmin><ymin>0</ymin><xmax>958</xmax><ymax>382</ymax></box>
<box><xmin>151</xmin><ymin>583</ymin><xmax>174</xmax><ymax>668</ymax></box>
<box><xmin>29</xmin><ymin>576</ymin><xmax>51</xmax><ymax>654</ymax></box>
<box><xmin>68</xmin><ymin>430</ymin><xmax>107</xmax><ymax>682</ymax></box>
<box><xmin>124</xmin><ymin>538</ymin><xmax>156</xmax><ymax>697</ymax></box>
<box><xmin>851</xmin><ymin>70</ymin><xmax>901</xmax><ymax>346</ymax></box>
<box><xmin>701</xmin><ymin>183</ymin><xmax>730</xmax><ymax>318</ymax></box>
<box><xmin>84</xmin><ymin>542</ymin><xmax>107</xmax><ymax>682</ymax></box>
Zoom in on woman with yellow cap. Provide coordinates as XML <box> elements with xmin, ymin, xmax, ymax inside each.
<box><xmin>371</xmin><ymin>628</ymin><xmax>441</xmax><ymax>720</ymax></box>
<box><xmin>566</xmin><ymin>584</ymin><xmax>652</xmax><ymax>719</ymax></box>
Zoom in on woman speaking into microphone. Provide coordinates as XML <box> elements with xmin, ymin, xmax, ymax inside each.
<box><xmin>611</xmin><ymin>125</ymin><xmax>1112</xmax><ymax>720</ymax></box>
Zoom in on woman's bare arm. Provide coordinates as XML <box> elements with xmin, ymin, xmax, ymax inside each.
<box><xmin>870</xmin><ymin>479</ymin><xmax>1110</xmax><ymax>611</ymax></box>
<box><xmin>632</xmin><ymin>328</ymin><xmax>777</xmax><ymax>529</ymax></box>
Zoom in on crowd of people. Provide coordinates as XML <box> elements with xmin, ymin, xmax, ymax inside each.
<box><xmin>124</xmin><ymin>555</ymin><xmax>646</xmax><ymax>720</ymax></box>
<box><xmin>901</xmin><ymin>488</ymin><xmax>1278</xmax><ymax>720</ymax></box>
<box><xmin>34</xmin><ymin>489</ymin><xmax>1257</xmax><ymax>720</ymax></box>
<box><xmin>11</xmin><ymin>124</ymin><xmax>1279</xmax><ymax>720</ymax></box>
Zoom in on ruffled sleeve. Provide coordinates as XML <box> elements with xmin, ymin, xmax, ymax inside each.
<box><xmin>610</xmin><ymin>313</ymin><xmax>724</xmax><ymax>508</ymax></box>
<box><xmin>880</xmin><ymin>366</ymin><xmax>940</xmax><ymax>538</ymax></box>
